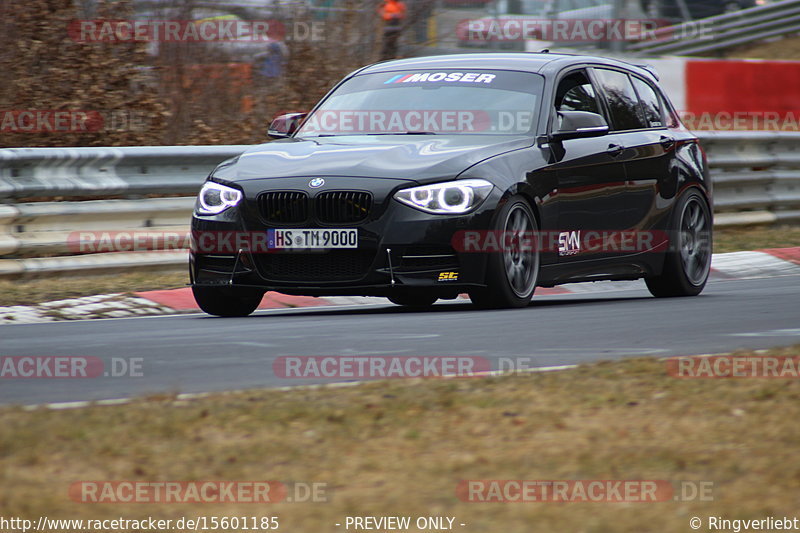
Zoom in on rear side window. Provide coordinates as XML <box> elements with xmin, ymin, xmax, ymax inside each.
<box><xmin>657</xmin><ymin>86</ymin><xmax>682</xmax><ymax>128</ymax></box>
<box><xmin>631</xmin><ymin>76</ymin><xmax>664</xmax><ymax>129</ymax></box>
<box><xmin>593</xmin><ymin>68</ymin><xmax>647</xmax><ymax>131</ymax></box>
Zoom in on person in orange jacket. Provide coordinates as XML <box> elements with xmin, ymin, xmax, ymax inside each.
<box><xmin>379</xmin><ymin>0</ymin><xmax>407</xmax><ymax>59</ymax></box>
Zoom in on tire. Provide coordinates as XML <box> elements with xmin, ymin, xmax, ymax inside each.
<box><xmin>469</xmin><ymin>196</ymin><xmax>539</xmax><ymax>309</ymax></box>
<box><xmin>388</xmin><ymin>291</ymin><xmax>438</xmax><ymax>308</ymax></box>
<box><xmin>192</xmin><ymin>286</ymin><xmax>265</xmax><ymax>317</ymax></box>
<box><xmin>646</xmin><ymin>189</ymin><xmax>712</xmax><ymax>298</ymax></box>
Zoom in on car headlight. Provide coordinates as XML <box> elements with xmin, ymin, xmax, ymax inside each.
<box><xmin>195</xmin><ymin>181</ymin><xmax>243</xmax><ymax>215</ymax></box>
<box><xmin>394</xmin><ymin>179</ymin><xmax>493</xmax><ymax>214</ymax></box>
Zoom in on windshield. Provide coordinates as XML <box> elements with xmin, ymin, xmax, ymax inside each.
<box><xmin>296</xmin><ymin>69</ymin><xmax>544</xmax><ymax>137</ymax></box>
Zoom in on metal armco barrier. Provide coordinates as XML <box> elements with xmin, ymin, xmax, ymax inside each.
<box><xmin>0</xmin><ymin>145</ymin><xmax>248</xmax><ymax>200</ymax></box>
<box><xmin>700</xmin><ymin>131</ymin><xmax>800</xmax><ymax>226</ymax></box>
<box><xmin>628</xmin><ymin>0</ymin><xmax>800</xmax><ymax>56</ymax></box>
<box><xmin>1</xmin><ymin>132</ymin><xmax>799</xmax><ymax>278</ymax></box>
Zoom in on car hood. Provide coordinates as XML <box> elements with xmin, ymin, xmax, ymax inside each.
<box><xmin>212</xmin><ymin>135</ymin><xmax>534</xmax><ymax>184</ymax></box>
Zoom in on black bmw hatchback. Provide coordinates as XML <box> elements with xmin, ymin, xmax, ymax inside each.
<box><xmin>190</xmin><ymin>52</ymin><xmax>712</xmax><ymax>317</ymax></box>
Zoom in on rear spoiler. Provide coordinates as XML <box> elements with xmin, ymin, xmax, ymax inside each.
<box><xmin>633</xmin><ymin>64</ymin><xmax>660</xmax><ymax>81</ymax></box>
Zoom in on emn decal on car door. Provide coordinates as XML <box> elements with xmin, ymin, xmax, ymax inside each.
<box><xmin>558</xmin><ymin>231</ymin><xmax>581</xmax><ymax>256</ymax></box>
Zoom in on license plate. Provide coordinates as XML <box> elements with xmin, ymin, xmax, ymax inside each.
<box><xmin>267</xmin><ymin>229</ymin><xmax>358</xmax><ymax>250</ymax></box>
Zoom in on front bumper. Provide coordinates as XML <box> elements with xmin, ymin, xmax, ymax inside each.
<box><xmin>190</xmin><ymin>176</ymin><xmax>499</xmax><ymax>297</ymax></box>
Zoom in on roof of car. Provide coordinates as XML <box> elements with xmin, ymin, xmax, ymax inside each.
<box><xmin>359</xmin><ymin>52</ymin><xmax>658</xmax><ymax>82</ymax></box>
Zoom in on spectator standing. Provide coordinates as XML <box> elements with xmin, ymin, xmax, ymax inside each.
<box><xmin>379</xmin><ymin>0</ymin><xmax>408</xmax><ymax>59</ymax></box>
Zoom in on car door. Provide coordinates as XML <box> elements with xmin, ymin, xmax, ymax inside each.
<box><xmin>592</xmin><ymin>68</ymin><xmax>672</xmax><ymax>243</ymax></box>
<box><xmin>550</xmin><ymin>67</ymin><xmax>629</xmax><ymax>262</ymax></box>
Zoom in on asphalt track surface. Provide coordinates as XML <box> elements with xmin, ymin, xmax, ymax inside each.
<box><xmin>1</xmin><ymin>275</ymin><xmax>799</xmax><ymax>406</ymax></box>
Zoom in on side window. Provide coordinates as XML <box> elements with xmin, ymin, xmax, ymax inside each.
<box><xmin>659</xmin><ymin>88</ymin><xmax>681</xmax><ymax>129</ymax></box>
<box><xmin>593</xmin><ymin>68</ymin><xmax>647</xmax><ymax>131</ymax></box>
<box><xmin>554</xmin><ymin>71</ymin><xmax>601</xmax><ymax>115</ymax></box>
<box><xmin>631</xmin><ymin>76</ymin><xmax>664</xmax><ymax>129</ymax></box>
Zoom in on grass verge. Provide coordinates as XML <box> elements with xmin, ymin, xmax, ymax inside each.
<box><xmin>2</xmin><ymin>347</ymin><xmax>800</xmax><ymax>532</ymax></box>
<box><xmin>0</xmin><ymin>272</ymin><xmax>188</xmax><ymax>307</ymax></box>
<box><xmin>713</xmin><ymin>225</ymin><xmax>800</xmax><ymax>254</ymax></box>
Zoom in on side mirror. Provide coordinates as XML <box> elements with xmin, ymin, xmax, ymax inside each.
<box><xmin>550</xmin><ymin>111</ymin><xmax>609</xmax><ymax>142</ymax></box>
<box><xmin>268</xmin><ymin>112</ymin><xmax>308</xmax><ymax>139</ymax></box>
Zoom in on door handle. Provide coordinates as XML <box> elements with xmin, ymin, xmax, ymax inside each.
<box><xmin>607</xmin><ymin>143</ymin><xmax>624</xmax><ymax>157</ymax></box>
<box><xmin>660</xmin><ymin>135</ymin><xmax>675</xmax><ymax>149</ymax></box>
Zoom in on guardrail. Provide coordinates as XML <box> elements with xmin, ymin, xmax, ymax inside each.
<box><xmin>0</xmin><ymin>146</ymin><xmax>247</xmax><ymax>200</ymax></box>
<box><xmin>628</xmin><ymin>0</ymin><xmax>800</xmax><ymax>56</ymax></box>
<box><xmin>699</xmin><ymin>131</ymin><xmax>800</xmax><ymax>226</ymax></box>
<box><xmin>1</xmin><ymin>132</ymin><xmax>799</xmax><ymax>278</ymax></box>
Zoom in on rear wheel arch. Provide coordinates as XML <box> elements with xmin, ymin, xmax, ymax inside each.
<box><xmin>676</xmin><ymin>183</ymin><xmax>713</xmax><ymax>220</ymax></box>
<box><xmin>646</xmin><ymin>187</ymin><xmax>713</xmax><ymax>298</ymax></box>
